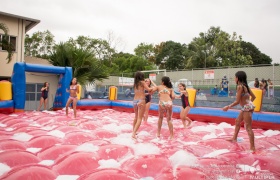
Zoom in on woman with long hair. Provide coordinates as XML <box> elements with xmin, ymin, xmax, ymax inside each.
<box><xmin>66</xmin><ymin>77</ymin><xmax>80</xmax><ymax>119</ymax></box>
<box><xmin>132</xmin><ymin>72</ymin><xmax>153</xmax><ymax>140</ymax></box>
<box><xmin>143</xmin><ymin>78</ymin><xmax>156</xmax><ymax>122</ymax></box>
<box><xmin>223</xmin><ymin>71</ymin><xmax>256</xmax><ymax>152</ymax></box>
<box><xmin>176</xmin><ymin>83</ymin><xmax>192</xmax><ymax>128</ymax></box>
<box><xmin>37</xmin><ymin>82</ymin><xmax>49</xmax><ymax>111</ymax></box>
<box><xmin>152</xmin><ymin>76</ymin><xmax>175</xmax><ymax>140</ymax></box>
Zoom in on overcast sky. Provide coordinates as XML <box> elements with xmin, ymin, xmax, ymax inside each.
<box><xmin>1</xmin><ymin>0</ymin><xmax>280</xmax><ymax>63</ymax></box>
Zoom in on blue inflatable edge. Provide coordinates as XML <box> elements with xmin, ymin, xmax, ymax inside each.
<box><xmin>0</xmin><ymin>100</ymin><xmax>13</xmax><ymax>108</ymax></box>
<box><xmin>76</xmin><ymin>100</ymin><xmax>280</xmax><ymax>124</ymax></box>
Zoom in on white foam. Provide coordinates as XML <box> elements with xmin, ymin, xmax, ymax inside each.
<box><xmin>102</xmin><ymin>123</ymin><xmax>132</xmax><ymax>133</ymax></box>
<box><xmin>5</xmin><ymin>127</ymin><xmax>14</xmax><ymax>131</ymax></box>
<box><xmin>55</xmin><ymin>175</ymin><xmax>79</xmax><ymax>180</ymax></box>
<box><xmin>43</xmin><ymin>110</ymin><xmax>58</xmax><ymax>115</ymax></box>
<box><xmin>41</xmin><ymin>125</ymin><xmax>57</xmax><ymax>131</ymax></box>
<box><xmin>133</xmin><ymin>143</ymin><xmax>161</xmax><ymax>156</ymax></box>
<box><xmin>98</xmin><ymin>159</ymin><xmax>121</xmax><ymax>169</ymax></box>
<box><xmin>83</xmin><ymin>115</ymin><xmax>96</xmax><ymax>120</ymax></box>
<box><xmin>203</xmin><ymin>149</ymin><xmax>230</xmax><ymax>158</ymax></box>
<box><xmin>236</xmin><ymin>164</ymin><xmax>260</xmax><ymax>173</ymax></box>
<box><xmin>110</xmin><ymin>133</ymin><xmax>136</xmax><ymax>147</ymax></box>
<box><xmin>268</xmin><ymin>147</ymin><xmax>279</xmax><ymax>151</ymax></box>
<box><xmin>202</xmin><ymin>133</ymin><xmax>217</xmax><ymax>140</ymax></box>
<box><xmin>140</xmin><ymin>177</ymin><xmax>154</xmax><ymax>180</ymax></box>
<box><xmin>0</xmin><ymin>163</ymin><xmax>11</xmax><ymax>176</ymax></box>
<box><xmin>0</xmin><ymin>123</ymin><xmax>7</xmax><ymax>127</ymax></box>
<box><xmin>29</xmin><ymin>123</ymin><xmax>41</xmax><ymax>127</ymax></box>
<box><xmin>47</xmin><ymin>130</ymin><xmax>65</xmax><ymax>138</ymax></box>
<box><xmin>263</xmin><ymin>130</ymin><xmax>280</xmax><ymax>137</ymax></box>
<box><xmin>191</xmin><ymin>125</ymin><xmax>216</xmax><ymax>133</ymax></box>
<box><xmin>217</xmin><ymin>122</ymin><xmax>234</xmax><ymax>129</ymax></box>
<box><xmin>39</xmin><ymin>160</ymin><xmax>55</xmax><ymax>166</ymax></box>
<box><xmin>26</xmin><ymin>147</ymin><xmax>42</xmax><ymax>153</ymax></box>
<box><xmin>12</xmin><ymin>132</ymin><xmax>33</xmax><ymax>142</ymax></box>
<box><xmin>255</xmin><ymin>135</ymin><xmax>266</xmax><ymax>139</ymax></box>
<box><xmin>75</xmin><ymin>142</ymin><xmax>99</xmax><ymax>153</ymax></box>
<box><xmin>9</xmin><ymin>114</ymin><xmax>18</xmax><ymax>117</ymax></box>
<box><xmin>169</xmin><ymin>150</ymin><xmax>198</xmax><ymax>168</ymax></box>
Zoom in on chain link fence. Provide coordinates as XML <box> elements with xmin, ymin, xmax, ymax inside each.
<box><xmin>89</xmin><ymin>64</ymin><xmax>280</xmax><ymax>112</ymax></box>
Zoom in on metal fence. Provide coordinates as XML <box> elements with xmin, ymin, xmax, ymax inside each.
<box><xmin>91</xmin><ymin>64</ymin><xmax>280</xmax><ymax>112</ymax></box>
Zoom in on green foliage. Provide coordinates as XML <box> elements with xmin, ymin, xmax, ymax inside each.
<box><xmin>25</xmin><ymin>30</ymin><xmax>55</xmax><ymax>58</ymax></box>
<box><xmin>241</xmin><ymin>41</ymin><xmax>272</xmax><ymax>64</ymax></box>
<box><xmin>49</xmin><ymin>42</ymin><xmax>109</xmax><ymax>85</ymax></box>
<box><xmin>0</xmin><ymin>22</ymin><xmax>14</xmax><ymax>63</ymax></box>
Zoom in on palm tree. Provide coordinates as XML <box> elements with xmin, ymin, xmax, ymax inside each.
<box><xmin>0</xmin><ymin>22</ymin><xmax>14</xmax><ymax>63</ymax></box>
<box><xmin>49</xmin><ymin>42</ymin><xmax>109</xmax><ymax>85</ymax></box>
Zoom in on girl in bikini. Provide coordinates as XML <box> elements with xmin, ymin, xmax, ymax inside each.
<box><xmin>143</xmin><ymin>78</ymin><xmax>156</xmax><ymax>122</ymax></box>
<box><xmin>37</xmin><ymin>82</ymin><xmax>49</xmax><ymax>111</ymax></box>
<box><xmin>152</xmin><ymin>76</ymin><xmax>175</xmax><ymax>139</ymax></box>
<box><xmin>132</xmin><ymin>72</ymin><xmax>153</xmax><ymax>139</ymax></box>
<box><xmin>223</xmin><ymin>71</ymin><xmax>256</xmax><ymax>152</ymax></box>
<box><xmin>66</xmin><ymin>77</ymin><xmax>80</xmax><ymax>119</ymax></box>
<box><xmin>175</xmin><ymin>83</ymin><xmax>192</xmax><ymax>128</ymax></box>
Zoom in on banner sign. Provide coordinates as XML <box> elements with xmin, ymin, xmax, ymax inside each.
<box><xmin>204</xmin><ymin>70</ymin><xmax>215</xmax><ymax>79</ymax></box>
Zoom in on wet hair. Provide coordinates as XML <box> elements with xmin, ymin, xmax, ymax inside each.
<box><xmin>179</xmin><ymin>83</ymin><xmax>186</xmax><ymax>90</ymax></box>
<box><xmin>134</xmin><ymin>71</ymin><xmax>145</xmax><ymax>89</ymax></box>
<box><xmin>235</xmin><ymin>71</ymin><xmax>250</xmax><ymax>92</ymax></box>
<box><xmin>43</xmin><ymin>82</ymin><xmax>48</xmax><ymax>87</ymax></box>
<box><xmin>70</xmin><ymin>78</ymin><xmax>77</xmax><ymax>85</ymax></box>
<box><xmin>162</xmin><ymin>76</ymin><xmax>172</xmax><ymax>88</ymax></box>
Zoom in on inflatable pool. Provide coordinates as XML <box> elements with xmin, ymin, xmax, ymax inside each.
<box><xmin>0</xmin><ymin>108</ymin><xmax>279</xmax><ymax>179</ymax></box>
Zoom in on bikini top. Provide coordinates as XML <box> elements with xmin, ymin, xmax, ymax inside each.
<box><xmin>70</xmin><ymin>85</ymin><xmax>77</xmax><ymax>90</ymax></box>
<box><xmin>241</xmin><ymin>85</ymin><xmax>249</xmax><ymax>97</ymax></box>
<box><xmin>159</xmin><ymin>87</ymin><xmax>170</xmax><ymax>95</ymax></box>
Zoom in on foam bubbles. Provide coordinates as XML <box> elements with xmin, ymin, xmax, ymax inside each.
<box><xmin>75</xmin><ymin>142</ymin><xmax>99</xmax><ymax>153</ymax></box>
<box><xmin>203</xmin><ymin>149</ymin><xmax>230</xmax><ymax>158</ymax></box>
<box><xmin>47</xmin><ymin>130</ymin><xmax>65</xmax><ymax>138</ymax></box>
<box><xmin>263</xmin><ymin>130</ymin><xmax>280</xmax><ymax>137</ymax></box>
<box><xmin>0</xmin><ymin>163</ymin><xmax>11</xmax><ymax>176</ymax></box>
<box><xmin>12</xmin><ymin>132</ymin><xmax>33</xmax><ymax>142</ymax></box>
<box><xmin>55</xmin><ymin>175</ymin><xmax>79</xmax><ymax>180</ymax></box>
<box><xmin>98</xmin><ymin>159</ymin><xmax>121</xmax><ymax>169</ymax></box>
<box><xmin>133</xmin><ymin>143</ymin><xmax>161</xmax><ymax>156</ymax></box>
<box><xmin>169</xmin><ymin>150</ymin><xmax>198</xmax><ymax>168</ymax></box>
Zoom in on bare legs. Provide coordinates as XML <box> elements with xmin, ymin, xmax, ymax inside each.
<box><xmin>227</xmin><ymin>111</ymin><xmax>255</xmax><ymax>152</ymax></box>
<box><xmin>132</xmin><ymin>101</ymin><xmax>145</xmax><ymax>139</ymax></box>
<box><xmin>65</xmin><ymin>98</ymin><xmax>78</xmax><ymax>118</ymax></box>
<box><xmin>37</xmin><ymin>97</ymin><xmax>47</xmax><ymax>111</ymax></box>
<box><xmin>180</xmin><ymin>107</ymin><xmax>192</xmax><ymax>128</ymax></box>
<box><xmin>158</xmin><ymin>104</ymin><xmax>173</xmax><ymax>139</ymax></box>
<box><xmin>143</xmin><ymin>102</ymin><xmax>151</xmax><ymax>122</ymax></box>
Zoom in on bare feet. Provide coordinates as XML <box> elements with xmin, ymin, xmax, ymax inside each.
<box><xmin>250</xmin><ymin>147</ymin><xmax>256</xmax><ymax>152</ymax></box>
<box><xmin>132</xmin><ymin>133</ymin><xmax>137</xmax><ymax>140</ymax></box>
<box><xmin>187</xmin><ymin>120</ymin><xmax>192</xmax><ymax>127</ymax></box>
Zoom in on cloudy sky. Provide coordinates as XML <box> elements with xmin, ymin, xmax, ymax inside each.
<box><xmin>1</xmin><ymin>0</ymin><xmax>280</xmax><ymax>63</ymax></box>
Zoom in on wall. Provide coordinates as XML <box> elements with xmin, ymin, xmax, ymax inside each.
<box><xmin>0</xmin><ymin>14</ymin><xmax>25</xmax><ymax>77</ymax></box>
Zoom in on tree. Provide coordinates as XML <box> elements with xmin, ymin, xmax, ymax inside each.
<box><xmin>241</xmin><ymin>41</ymin><xmax>272</xmax><ymax>65</ymax></box>
<box><xmin>25</xmin><ymin>30</ymin><xmax>55</xmax><ymax>59</ymax></box>
<box><xmin>186</xmin><ymin>26</ymin><xmax>252</xmax><ymax>68</ymax></box>
<box><xmin>49</xmin><ymin>42</ymin><xmax>109</xmax><ymax>85</ymax></box>
<box><xmin>134</xmin><ymin>43</ymin><xmax>155</xmax><ymax>63</ymax></box>
<box><xmin>155</xmin><ymin>41</ymin><xmax>187</xmax><ymax>70</ymax></box>
<box><xmin>67</xmin><ymin>36</ymin><xmax>115</xmax><ymax>66</ymax></box>
<box><xmin>0</xmin><ymin>22</ymin><xmax>14</xmax><ymax>63</ymax></box>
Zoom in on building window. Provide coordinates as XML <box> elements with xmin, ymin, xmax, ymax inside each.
<box><xmin>0</xmin><ymin>34</ymin><xmax>17</xmax><ymax>51</ymax></box>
